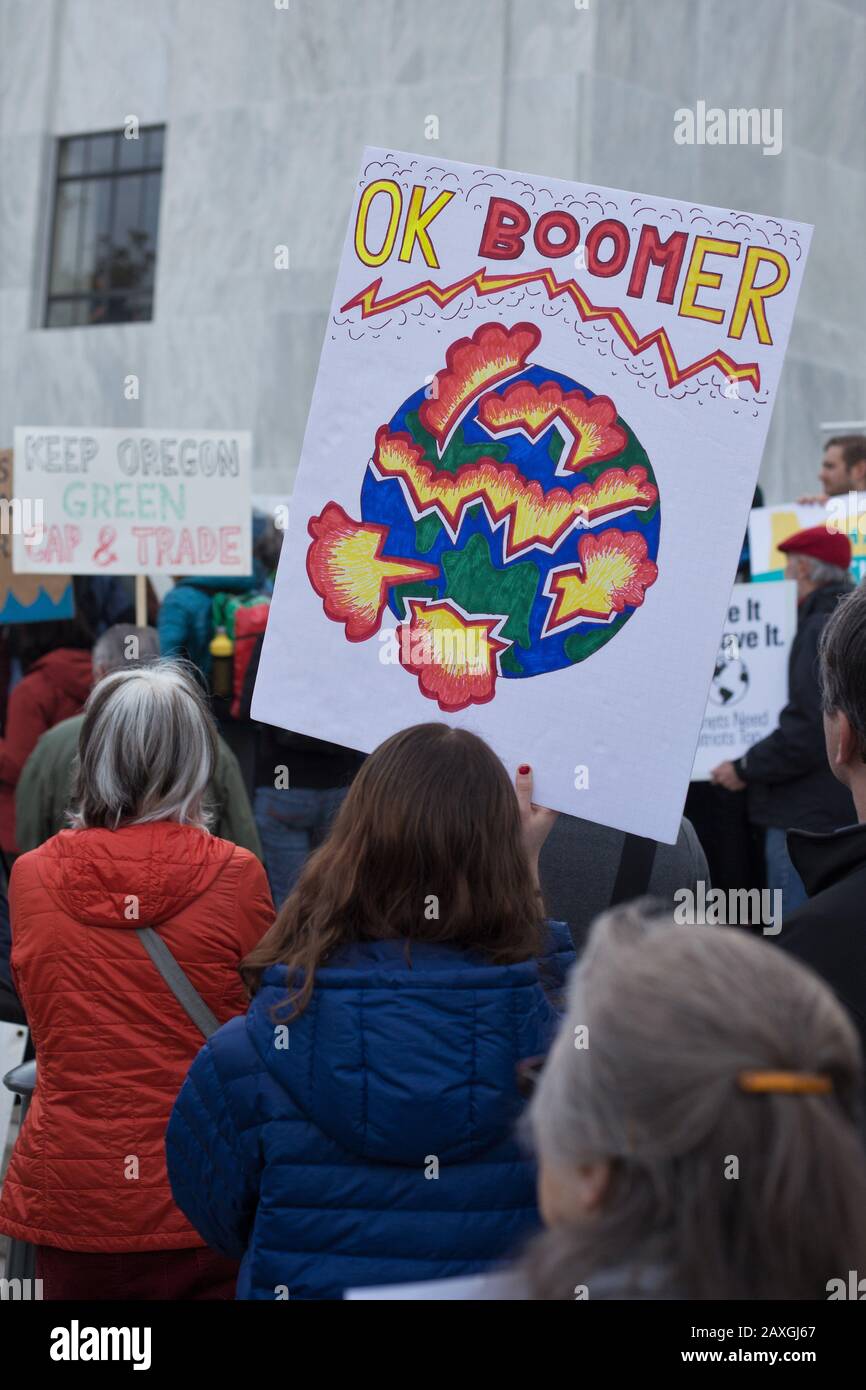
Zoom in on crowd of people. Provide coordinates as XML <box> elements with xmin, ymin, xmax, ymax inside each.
<box><xmin>1</xmin><ymin>437</ymin><xmax>866</xmax><ymax>1302</ymax></box>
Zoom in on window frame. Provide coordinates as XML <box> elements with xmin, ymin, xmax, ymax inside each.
<box><xmin>44</xmin><ymin>124</ymin><xmax>166</xmax><ymax>328</ymax></box>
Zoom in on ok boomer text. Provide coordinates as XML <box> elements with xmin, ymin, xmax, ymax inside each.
<box><xmin>352</xmin><ymin>180</ymin><xmax>793</xmax><ymax>348</ymax></box>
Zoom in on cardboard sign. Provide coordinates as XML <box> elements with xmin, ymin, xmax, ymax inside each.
<box><xmin>0</xmin><ymin>449</ymin><xmax>73</xmax><ymax>622</ymax></box>
<box><xmin>12</xmin><ymin>428</ymin><xmax>252</xmax><ymax>577</ymax></box>
<box><xmin>253</xmin><ymin>147</ymin><xmax>810</xmax><ymax>842</ymax></box>
<box><xmin>691</xmin><ymin>581</ymin><xmax>796</xmax><ymax>780</ymax></box>
<box><xmin>749</xmin><ymin>497</ymin><xmax>866</xmax><ymax>583</ymax></box>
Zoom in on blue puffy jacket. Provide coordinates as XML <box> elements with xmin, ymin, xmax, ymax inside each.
<box><xmin>166</xmin><ymin>925</ymin><xmax>574</xmax><ymax>1299</ymax></box>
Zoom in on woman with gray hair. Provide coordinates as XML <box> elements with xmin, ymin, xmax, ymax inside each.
<box><xmin>523</xmin><ymin>902</ymin><xmax>866</xmax><ymax>1300</ymax></box>
<box><xmin>0</xmin><ymin>662</ymin><xmax>274</xmax><ymax>1300</ymax></box>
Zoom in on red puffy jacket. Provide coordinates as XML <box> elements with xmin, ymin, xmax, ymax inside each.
<box><xmin>0</xmin><ymin>647</ymin><xmax>92</xmax><ymax>852</ymax></box>
<box><xmin>0</xmin><ymin>821</ymin><xmax>274</xmax><ymax>1252</ymax></box>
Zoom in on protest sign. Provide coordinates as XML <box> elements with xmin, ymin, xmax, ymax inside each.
<box><xmin>12</xmin><ymin>428</ymin><xmax>252</xmax><ymax>577</ymax></box>
<box><xmin>253</xmin><ymin>147</ymin><xmax>810</xmax><ymax>841</ymax></box>
<box><xmin>0</xmin><ymin>449</ymin><xmax>73</xmax><ymax>622</ymax></box>
<box><xmin>749</xmin><ymin>496</ymin><xmax>866</xmax><ymax>584</ymax></box>
<box><xmin>691</xmin><ymin>581</ymin><xmax>796</xmax><ymax>780</ymax></box>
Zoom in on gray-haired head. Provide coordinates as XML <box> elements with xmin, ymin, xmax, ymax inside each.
<box><xmin>800</xmin><ymin>555</ymin><xmax>850</xmax><ymax>588</ymax></box>
<box><xmin>69</xmin><ymin>661</ymin><xmax>216</xmax><ymax>831</ymax></box>
<box><xmin>92</xmin><ymin>624</ymin><xmax>160</xmax><ymax>678</ymax></box>
<box><xmin>820</xmin><ymin>583</ymin><xmax>866</xmax><ymax>762</ymax></box>
<box><xmin>525</xmin><ymin>902</ymin><xmax>866</xmax><ymax>1300</ymax></box>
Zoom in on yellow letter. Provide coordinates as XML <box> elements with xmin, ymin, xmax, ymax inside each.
<box><xmin>729</xmin><ymin>246</ymin><xmax>790</xmax><ymax>345</ymax></box>
<box><xmin>679</xmin><ymin>236</ymin><xmax>740</xmax><ymax>324</ymax></box>
<box><xmin>398</xmin><ymin>185</ymin><xmax>454</xmax><ymax>268</ymax></box>
<box><xmin>354</xmin><ymin>179</ymin><xmax>402</xmax><ymax>268</ymax></box>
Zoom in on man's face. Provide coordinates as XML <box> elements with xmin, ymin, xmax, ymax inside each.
<box><xmin>784</xmin><ymin>553</ymin><xmax>810</xmax><ymax>600</ymax></box>
<box><xmin>820</xmin><ymin>445</ymin><xmax>850</xmax><ymax>496</ymax></box>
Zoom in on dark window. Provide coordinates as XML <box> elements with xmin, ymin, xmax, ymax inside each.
<box><xmin>45</xmin><ymin>126</ymin><xmax>165</xmax><ymax>328</ymax></box>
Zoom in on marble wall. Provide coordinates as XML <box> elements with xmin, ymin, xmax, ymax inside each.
<box><xmin>0</xmin><ymin>0</ymin><xmax>863</xmax><ymax>499</ymax></box>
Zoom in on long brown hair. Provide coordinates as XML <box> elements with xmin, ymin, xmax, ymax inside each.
<box><xmin>242</xmin><ymin>723</ymin><xmax>546</xmax><ymax>1014</ymax></box>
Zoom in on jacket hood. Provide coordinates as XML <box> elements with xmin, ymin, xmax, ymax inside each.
<box><xmin>27</xmin><ymin>822</ymin><xmax>238</xmax><ymax>928</ymax></box>
<box><xmin>788</xmin><ymin>821</ymin><xmax>866</xmax><ymax>896</ymax></box>
<box><xmin>28</xmin><ymin>648</ymin><xmax>92</xmax><ymax>704</ymax></box>
<box><xmin>245</xmin><ymin>931</ymin><xmax>571</xmax><ymax>1166</ymax></box>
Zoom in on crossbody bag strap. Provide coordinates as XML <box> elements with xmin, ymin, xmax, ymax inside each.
<box><xmin>136</xmin><ymin>927</ymin><xmax>220</xmax><ymax>1040</ymax></box>
<box><xmin>609</xmin><ymin>833</ymin><xmax>659</xmax><ymax>907</ymax></box>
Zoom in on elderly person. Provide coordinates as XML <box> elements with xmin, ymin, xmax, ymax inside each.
<box><xmin>14</xmin><ymin>624</ymin><xmax>261</xmax><ymax>858</ymax></box>
<box><xmin>711</xmin><ymin>524</ymin><xmax>855</xmax><ymax>913</ymax></box>
<box><xmin>0</xmin><ymin>663</ymin><xmax>274</xmax><ymax>1300</ymax></box>
<box><xmin>522</xmin><ymin>903</ymin><xmax>866</xmax><ymax>1300</ymax></box>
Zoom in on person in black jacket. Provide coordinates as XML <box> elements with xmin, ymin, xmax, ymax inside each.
<box><xmin>711</xmin><ymin>524</ymin><xmax>854</xmax><ymax>914</ymax></box>
<box><xmin>779</xmin><ymin>584</ymin><xmax>866</xmax><ymax>1060</ymax></box>
<box><xmin>240</xmin><ymin>633</ymin><xmax>364</xmax><ymax>908</ymax></box>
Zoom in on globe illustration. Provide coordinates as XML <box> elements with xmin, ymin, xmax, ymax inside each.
<box><xmin>709</xmin><ymin>648</ymin><xmax>750</xmax><ymax>706</ymax></box>
<box><xmin>307</xmin><ymin>321</ymin><xmax>662</xmax><ymax>710</ymax></box>
<box><xmin>359</xmin><ymin>346</ymin><xmax>661</xmax><ymax>680</ymax></box>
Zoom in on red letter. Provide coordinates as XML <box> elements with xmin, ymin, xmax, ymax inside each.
<box><xmin>478</xmin><ymin>197</ymin><xmax>531</xmax><ymax>260</ymax></box>
<box><xmin>627</xmin><ymin>225</ymin><xmax>688</xmax><ymax>304</ymax></box>
<box><xmin>131</xmin><ymin>526</ymin><xmax>156</xmax><ymax>565</ymax></box>
<box><xmin>585</xmin><ymin>220</ymin><xmax>630</xmax><ymax>277</ymax></box>
<box><xmin>219</xmin><ymin>526</ymin><xmax>241</xmax><ymax>565</ymax></box>
<box><xmin>533</xmin><ymin>211</ymin><xmax>580</xmax><ymax>259</ymax></box>
<box><xmin>155</xmin><ymin>526</ymin><xmax>175</xmax><ymax>567</ymax></box>
<box><xmin>65</xmin><ymin>525</ymin><xmax>81</xmax><ymax>562</ymax></box>
<box><xmin>197</xmin><ymin>527</ymin><xmax>217</xmax><ymax>565</ymax></box>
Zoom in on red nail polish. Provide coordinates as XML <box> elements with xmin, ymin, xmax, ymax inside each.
<box><xmin>518</xmin><ymin>764</ymin><xmax>530</xmax><ymax>775</ymax></box>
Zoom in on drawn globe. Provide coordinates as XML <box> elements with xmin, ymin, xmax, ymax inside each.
<box><xmin>709</xmin><ymin>650</ymin><xmax>750</xmax><ymax>706</ymax></box>
<box><xmin>359</xmin><ymin>357</ymin><xmax>661</xmax><ymax>679</ymax></box>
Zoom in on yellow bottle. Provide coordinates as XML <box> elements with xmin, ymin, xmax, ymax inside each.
<box><xmin>209</xmin><ymin>626</ymin><xmax>234</xmax><ymax>700</ymax></box>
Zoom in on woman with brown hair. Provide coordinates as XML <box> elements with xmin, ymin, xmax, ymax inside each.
<box><xmin>523</xmin><ymin>901</ymin><xmax>866</xmax><ymax>1300</ymax></box>
<box><xmin>167</xmin><ymin>722</ymin><xmax>572</xmax><ymax>1298</ymax></box>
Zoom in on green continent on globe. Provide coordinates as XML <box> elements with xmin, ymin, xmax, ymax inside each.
<box><xmin>441</xmin><ymin>534</ymin><xmax>538</xmax><ymax>674</ymax></box>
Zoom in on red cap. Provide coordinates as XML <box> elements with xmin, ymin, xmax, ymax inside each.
<box><xmin>777</xmin><ymin>524</ymin><xmax>851</xmax><ymax>570</ymax></box>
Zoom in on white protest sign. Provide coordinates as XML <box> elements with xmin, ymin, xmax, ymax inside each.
<box><xmin>691</xmin><ymin>581</ymin><xmax>797</xmax><ymax>780</ymax></box>
<box><xmin>749</xmin><ymin>496</ymin><xmax>866</xmax><ymax>584</ymax></box>
<box><xmin>253</xmin><ymin>147</ymin><xmax>810</xmax><ymax>842</ymax></box>
<box><xmin>12</xmin><ymin>427</ymin><xmax>252</xmax><ymax>576</ymax></box>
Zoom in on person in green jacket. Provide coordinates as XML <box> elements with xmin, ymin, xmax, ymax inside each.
<box><xmin>15</xmin><ymin>624</ymin><xmax>262</xmax><ymax>859</ymax></box>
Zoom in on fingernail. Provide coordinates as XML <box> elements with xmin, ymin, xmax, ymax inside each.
<box><xmin>518</xmin><ymin>764</ymin><xmax>530</xmax><ymax>775</ymax></box>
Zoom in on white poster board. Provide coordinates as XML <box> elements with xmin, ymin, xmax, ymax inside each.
<box><xmin>254</xmin><ymin>147</ymin><xmax>810</xmax><ymax>843</ymax></box>
<box><xmin>12</xmin><ymin>427</ymin><xmax>252</xmax><ymax>576</ymax></box>
<box><xmin>749</xmin><ymin>496</ymin><xmax>866</xmax><ymax>584</ymax></box>
<box><xmin>691</xmin><ymin>581</ymin><xmax>797</xmax><ymax>780</ymax></box>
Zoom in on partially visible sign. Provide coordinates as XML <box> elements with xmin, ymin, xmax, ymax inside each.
<box><xmin>691</xmin><ymin>580</ymin><xmax>797</xmax><ymax>780</ymax></box>
<box><xmin>748</xmin><ymin>499</ymin><xmax>866</xmax><ymax>582</ymax></box>
<box><xmin>12</xmin><ymin>427</ymin><xmax>252</xmax><ymax>576</ymax></box>
<box><xmin>0</xmin><ymin>449</ymin><xmax>73</xmax><ymax>622</ymax></box>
